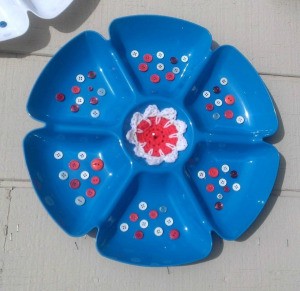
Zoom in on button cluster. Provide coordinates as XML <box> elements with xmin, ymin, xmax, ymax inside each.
<box><xmin>202</xmin><ymin>77</ymin><xmax>245</xmax><ymax>124</ymax></box>
<box><xmin>54</xmin><ymin>70</ymin><xmax>106</xmax><ymax>119</ymax></box>
<box><xmin>54</xmin><ymin>150</ymin><xmax>104</xmax><ymax>206</ymax></box>
<box><xmin>197</xmin><ymin>164</ymin><xmax>241</xmax><ymax>211</ymax></box>
<box><xmin>119</xmin><ymin>201</ymin><xmax>180</xmax><ymax>240</ymax></box>
<box><xmin>130</xmin><ymin>49</ymin><xmax>189</xmax><ymax>84</ymax></box>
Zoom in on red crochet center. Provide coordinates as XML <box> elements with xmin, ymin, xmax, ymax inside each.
<box><xmin>136</xmin><ymin>116</ymin><xmax>178</xmax><ymax>157</ymax></box>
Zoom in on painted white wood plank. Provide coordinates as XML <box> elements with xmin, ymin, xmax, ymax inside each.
<box><xmin>0</xmin><ymin>188</ymin><xmax>11</xmax><ymax>255</ymax></box>
<box><xmin>0</xmin><ymin>188</ymin><xmax>299</xmax><ymax>291</ymax></box>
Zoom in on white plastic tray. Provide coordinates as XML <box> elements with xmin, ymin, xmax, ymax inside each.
<box><xmin>0</xmin><ymin>0</ymin><xmax>73</xmax><ymax>41</ymax></box>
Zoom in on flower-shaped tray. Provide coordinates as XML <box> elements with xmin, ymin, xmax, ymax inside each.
<box><xmin>0</xmin><ymin>0</ymin><xmax>73</xmax><ymax>41</ymax></box>
<box><xmin>24</xmin><ymin>15</ymin><xmax>280</xmax><ymax>267</ymax></box>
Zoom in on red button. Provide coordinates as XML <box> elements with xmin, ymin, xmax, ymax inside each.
<box><xmin>225</xmin><ymin>94</ymin><xmax>235</xmax><ymax>105</ymax></box>
<box><xmin>134</xmin><ymin>230</ymin><xmax>144</xmax><ymax>240</ymax></box>
<box><xmin>143</xmin><ymin>54</ymin><xmax>153</xmax><ymax>63</ymax></box>
<box><xmin>206</xmin><ymin>104</ymin><xmax>214</xmax><ymax>111</ymax></box>
<box><xmin>215</xmin><ymin>202</ymin><xmax>224</xmax><ymax>210</ymax></box>
<box><xmin>91</xmin><ymin>158</ymin><xmax>104</xmax><ymax>171</ymax></box>
<box><xmin>149</xmin><ymin>210</ymin><xmax>158</xmax><ymax>219</ymax></box>
<box><xmin>224</xmin><ymin>110</ymin><xmax>234</xmax><ymax>119</ymax></box>
<box><xmin>88</xmin><ymin>86</ymin><xmax>94</xmax><ymax>91</ymax></box>
<box><xmin>69</xmin><ymin>179</ymin><xmax>80</xmax><ymax>189</ymax></box>
<box><xmin>86</xmin><ymin>188</ymin><xmax>96</xmax><ymax>198</ymax></box>
<box><xmin>91</xmin><ymin>176</ymin><xmax>100</xmax><ymax>185</ymax></box>
<box><xmin>150</xmin><ymin>74</ymin><xmax>160</xmax><ymax>83</ymax></box>
<box><xmin>223</xmin><ymin>186</ymin><xmax>230</xmax><ymax>192</ymax></box>
<box><xmin>130</xmin><ymin>213</ymin><xmax>139</xmax><ymax>222</ymax></box>
<box><xmin>169</xmin><ymin>229</ymin><xmax>180</xmax><ymax>240</ymax></box>
<box><xmin>69</xmin><ymin>160</ymin><xmax>80</xmax><ymax>170</ymax></box>
<box><xmin>208</xmin><ymin>167</ymin><xmax>219</xmax><ymax>178</ymax></box>
<box><xmin>170</xmin><ymin>57</ymin><xmax>178</xmax><ymax>64</ymax></box>
<box><xmin>206</xmin><ymin>184</ymin><xmax>215</xmax><ymax>192</ymax></box>
<box><xmin>213</xmin><ymin>86</ymin><xmax>221</xmax><ymax>94</ymax></box>
<box><xmin>138</xmin><ymin>63</ymin><xmax>148</xmax><ymax>72</ymax></box>
<box><xmin>88</xmin><ymin>71</ymin><xmax>96</xmax><ymax>79</ymax></box>
<box><xmin>71</xmin><ymin>86</ymin><xmax>81</xmax><ymax>94</ymax></box>
<box><xmin>55</xmin><ymin>93</ymin><xmax>65</xmax><ymax>102</ymax></box>
<box><xmin>89</xmin><ymin>97</ymin><xmax>98</xmax><ymax>105</ymax></box>
<box><xmin>165</xmin><ymin>72</ymin><xmax>175</xmax><ymax>81</ymax></box>
<box><xmin>70</xmin><ymin>104</ymin><xmax>79</xmax><ymax>112</ymax></box>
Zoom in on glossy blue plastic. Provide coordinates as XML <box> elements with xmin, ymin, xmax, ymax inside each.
<box><xmin>24</xmin><ymin>15</ymin><xmax>280</xmax><ymax>267</ymax></box>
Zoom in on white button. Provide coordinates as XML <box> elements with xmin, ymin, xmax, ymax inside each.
<box><xmin>220</xmin><ymin>77</ymin><xmax>228</xmax><ymax>85</ymax></box>
<box><xmin>139</xmin><ymin>201</ymin><xmax>147</xmax><ymax>210</ymax></box>
<box><xmin>236</xmin><ymin>116</ymin><xmax>245</xmax><ymax>124</ymax></box>
<box><xmin>232</xmin><ymin>183</ymin><xmax>241</xmax><ymax>191</ymax></box>
<box><xmin>181</xmin><ymin>55</ymin><xmax>189</xmax><ymax>62</ymax></box>
<box><xmin>203</xmin><ymin>91</ymin><xmax>210</xmax><ymax>98</ymax></box>
<box><xmin>80</xmin><ymin>171</ymin><xmax>89</xmax><ymax>180</ymax></box>
<box><xmin>165</xmin><ymin>217</ymin><xmax>173</xmax><ymax>226</ymax></box>
<box><xmin>120</xmin><ymin>223</ymin><xmax>129</xmax><ymax>232</ymax></box>
<box><xmin>159</xmin><ymin>206</ymin><xmax>167</xmax><ymax>213</ymax></box>
<box><xmin>76</xmin><ymin>74</ymin><xmax>85</xmax><ymax>83</ymax></box>
<box><xmin>154</xmin><ymin>227</ymin><xmax>163</xmax><ymax>236</ymax></box>
<box><xmin>75</xmin><ymin>96</ymin><xmax>84</xmax><ymax>105</ymax></box>
<box><xmin>157</xmin><ymin>63</ymin><xmax>164</xmax><ymax>70</ymax></box>
<box><xmin>75</xmin><ymin>196</ymin><xmax>85</xmax><ymax>206</ymax></box>
<box><xmin>78</xmin><ymin>151</ymin><xmax>87</xmax><ymax>160</ymax></box>
<box><xmin>213</xmin><ymin>113</ymin><xmax>220</xmax><ymax>120</ymax></box>
<box><xmin>172</xmin><ymin>67</ymin><xmax>180</xmax><ymax>74</ymax></box>
<box><xmin>97</xmin><ymin>88</ymin><xmax>106</xmax><ymax>96</ymax></box>
<box><xmin>215</xmin><ymin>99</ymin><xmax>223</xmax><ymax>106</ymax></box>
<box><xmin>221</xmin><ymin>164</ymin><xmax>230</xmax><ymax>173</ymax></box>
<box><xmin>156</xmin><ymin>51</ymin><xmax>164</xmax><ymax>59</ymax></box>
<box><xmin>219</xmin><ymin>178</ymin><xmax>227</xmax><ymax>187</ymax></box>
<box><xmin>54</xmin><ymin>151</ymin><xmax>63</xmax><ymax>159</ymax></box>
<box><xmin>131</xmin><ymin>50</ymin><xmax>139</xmax><ymax>58</ymax></box>
<box><xmin>58</xmin><ymin>171</ymin><xmax>68</xmax><ymax>180</ymax></box>
<box><xmin>197</xmin><ymin>170</ymin><xmax>206</xmax><ymax>179</ymax></box>
<box><xmin>91</xmin><ymin>109</ymin><xmax>100</xmax><ymax>118</ymax></box>
<box><xmin>140</xmin><ymin>219</ymin><xmax>148</xmax><ymax>228</ymax></box>
<box><xmin>217</xmin><ymin>193</ymin><xmax>223</xmax><ymax>200</ymax></box>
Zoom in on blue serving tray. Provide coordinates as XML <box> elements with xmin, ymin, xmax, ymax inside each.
<box><xmin>24</xmin><ymin>15</ymin><xmax>280</xmax><ymax>267</ymax></box>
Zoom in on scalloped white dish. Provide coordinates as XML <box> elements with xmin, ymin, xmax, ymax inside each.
<box><xmin>0</xmin><ymin>0</ymin><xmax>73</xmax><ymax>41</ymax></box>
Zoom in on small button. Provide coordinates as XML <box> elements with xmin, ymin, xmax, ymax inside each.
<box><xmin>134</xmin><ymin>230</ymin><xmax>144</xmax><ymax>239</ymax></box>
<box><xmin>215</xmin><ymin>202</ymin><xmax>223</xmax><ymax>210</ymax></box>
<box><xmin>165</xmin><ymin>217</ymin><xmax>173</xmax><ymax>226</ymax></box>
<box><xmin>130</xmin><ymin>213</ymin><xmax>139</xmax><ymax>222</ymax></box>
<box><xmin>131</xmin><ymin>50</ymin><xmax>139</xmax><ymax>58</ymax></box>
<box><xmin>139</xmin><ymin>201</ymin><xmax>147</xmax><ymax>211</ymax></box>
<box><xmin>225</xmin><ymin>110</ymin><xmax>234</xmax><ymax>119</ymax></box>
<box><xmin>221</xmin><ymin>164</ymin><xmax>230</xmax><ymax>173</ymax></box>
<box><xmin>225</xmin><ymin>95</ymin><xmax>235</xmax><ymax>105</ymax></box>
<box><xmin>206</xmin><ymin>184</ymin><xmax>215</xmax><ymax>192</ymax></box>
<box><xmin>154</xmin><ymin>227</ymin><xmax>163</xmax><ymax>236</ymax></box>
<box><xmin>76</xmin><ymin>74</ymin><xmax>85</xmax><ymax>83</ymax></box>
<box><xmin>89</xmin><ymin>97</ymin><xmax>98</xmax><ymax>105</ymax></box>
<box><xmin>143</xmin><ymin>54</ymin><xmax>153</xmax><ymax>63</ymax></box>
<box><xmin>230</xmin><ymin>170</ymin><xmax>238</xmax><ymax>178</ymax></box>
<box><xmin>197</xmin><ymin>170</ymin><xmax>206</xmax><ymax>179</ymax></box>
<box><xmin>156</xmin><ymin>51</ymin><xmax>164</xmax><ymax>59</ymax></box>
<box><xmin>138</xmin><ymin>63</ymin><xmax>149</xmax><ymax>72</ymax></box>
<box><xmin>236</xmin><ymin>116</ymin><xmax>245</xmax><ymax>124</ymax></box>
<box><xmin>97</xmin><ymin>88</ymin><xmax>106</xmax><ymax>96</ymax></box>
<box><xmin>219</xmin><ymin>178</ymin><xmax>227</xmax><ymax>187</ymax></box>
<box><xmin>215</xmin><ymin>99</ymin><xmax>222</xmax><ymax>107</ymax></box>
<box><xmin>54</xmin><ymin>151</ymin><xmax>63</xmax><ymax>159</ymax></box>
<box><xmin>86</xmin><ymin>188</ymin><xmax>96</xmax><ymax>198</ymax></box>
<box><xmin>203</xmin><ymin>91</ymin><xmax>211</xmax><ymax>98</ymax></box>
<box><xmin>91</xmin><ymin>158</ymin><xmax>104</xmax><ymax>171</ymax></box>
<box><xmin>88</xmin><ymin>71</ymin><xmax>96</xmax><ymax>79</ymax></box>
<box><xmin>206</xmin><ymin>104</ymin><xmax>214</xmax><ymax>111</ymax></box>
<box><xmin>88</xmin><ymin>86</ymin><xmax>94</xmax><ymax>91</ymax></box>
<box><xmin>140</xmin><ymin>219</ymin><xmax>148</xmax><ymax>229</ymax></box>
<box><xmin>150</xmin><ymin>74</ymin><xmax>160</xmax><ymax>83</ymax></box>
<box><xmin>91</xmin><ymin>176</ymin><xmax>100</xmax><ymax>185</ymax></box>
<box><xmin>70</xmin><ymin>179</ymin><xmax>80</xmax><ymax>189</ymax></box>
<box><xmin>120</xmin><ymin>223</ymin><xmax>129</xmax><ymax>232</ymax></box>
<box><xmin>213</xmin><ymin>113</ymin><xmax>220</xmax><ymax>120</ymax></box>
<box><xmin>165</xmin><ymin>72</ymin><xmax>175</xmax><ymax>81</ymax></box>
<box><xmin>156</xmin><ymin>63</ymin><xmax>164</xmax><ymax>71</ymax></box>
<box><xmin>80</xmin><ymin>171</ymin><xmax>89</xmax><ymax>180</ymax></box>
<box><xmin>170</xmin><ymin>57</ymin><xmax>178</xmax><ymax>64</ymax></box>
<box><xmin>217</xmin><ymin>193</ymin><xmax>223</xmax><ymax>200</ymax></box>
<box><xmin>232</xmin><ymin>183</ymin><xmax>241</xmax><ymax>191</ymax></box>
<box><xmin>55</xmin><ymin>93</ymin><xmax>65</xmax><ymax>102</ymax></box>
<box><xmin>75</xmin><ymin>196</ymin><xmax>85</xmax><ymax>206</ymax></box>
<box><xmin>71</xmin><ymin>86</ymin><xmax>81</xmax><ymax>94</ymax></box>
<box><xmin>169</xmin><ymin>229</ymin><xmax>180</xmax><ymax>240</ymax></box>
<box><xmin>213</xmin><ymin>86</ymin><xmax>221</xmax><ymax>94</ymax></box>
<box><xmin>91</xmin><ymin>109</ymin><xmax>100</xmax><ymax>118</ymax></box>
<box><xmin>78</xmin><ymin>151</ymin><xmax>87</xmax><ymax>160</ymax></box>
<box><xmin>181</xmin><ymin>55</ymin><xmax>188</xmax><ymax>63</ymax></box>
<box><xmin>223</xmin><ymin>186</ymin><xmax>230</xmax><ymax>192</ymax></box>
<box><xmin>58</xmin><ymin>171</ymin><xmax>68</xmax><ymax>180</ymax></box>
<box><xmin>70</xmin><ymin>104</ymin><xmax>79</xmax><ymax>113</ymax></box>
<box><xmin>149</xmin><ymin>210</ymin><xmax>158</xmax><ymax>219</ymax></box>
<box><xmin>75</xmin><ymin>96</ymin><xmax>84</xmax><ymax>105</ymax></box>
<box><xmin>69</xmin><ymin>160</ymin><xmax>80</xmax><ymax>170</ymax></box>
<box><xmin>159</xmin><ymin>206</ymin><xmax>167</xmax><ymax>213</ymax></box>
<box><xmin>220</xmin><ymin>77</ymin><xmax>228</xmax><ymax>85</ymax></box>
<box><xmin>208</xmin><ymin>167</ymin><xmax>219</xmax><ymax>178</ymax></box>
<box><xmin>0</xmin><ymin>21</ymin><xmax>7</xmax><ymax>28</ymax></box>
<box><xmin>172</xmin><ymin>67</ymin><xmax>180</xmax><ymax>74</ymax></box>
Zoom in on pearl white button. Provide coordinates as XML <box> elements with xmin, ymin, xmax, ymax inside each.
<box><xmin>221</xmin><ymin>164</ymin><xmax>230</xmax><ymax>173</ymax></box>
<box><xmin>139</xmin><ymin>201</ymin><xmax>147</xmax><ymax>210</ymax></box>
<box><xmin>219</xmin><ymin>178</ymin><xmax>227</xmax><ymax>187</ymax></box>
<box><xmin>197</xmin><ymin>170</ymin><xmax>206</xmax><ymax>179</ymax></box>
<box><xmin>131</xmin><ymin>50</ymin><xmax>139</xmax><ymax>58</ymax></box>
<box><xmin>217</xmin><ymin>193</ymin><xmax>223</xmax><ymax>200</ymax></box>
<box><xmin>91</xmin><ymin>109</ymin><xmax>100</xmax><ymax>118</ymax></box>
<box><xmin>232</xmin><ymin>183</ymin><xmax>241</xmax><ymax>191</ymax></box>
<box><xmin>54</xmin><ymin>151</ymin><xmax>63</xmax><ymax>159</ymax></box>
<box><xmin>75</xmin><ymin>96</ymin><xmax>84</xmax><ymax>105</ymax></box>
<box><xmin>140</xmin><ymin>219</ymin><xmax>148</xmax><ymax>229</ymax></box>
<box><xmin>76</xmin><ymin>74</ymin><xmax>85</xmax><ymax>83</ymax></box>
<box><xmin>75</xmin><ymin>196</ymin><xmax>85</xmax><ymax>206</ymax></box>
<box><xmin>172</xmin><ymin>67</ymin><xmax>180</xmax><ymax>74</ymax></box>
<box><xmin>154</xmin><ymin>227</ymin><xmax>163</xmax><ymax>236</ymax></box>
<box><xmin>156</xmin><ymin>51</ymin><xmax>164</xmax><ymax>59</ymax></box>
<box><xmin>181</xmin><ymin>55</ymin><xmax>189</xmax><ymax>62</ymax></box>
<box><xmin>215</xmin><ymin>99</ymin><xmax>223</xmax><ymax>106</ymax></box>
<box><xmin>120</xmin><ymin>223</ymin><xmax>129</xmax><ymax>232</ymax></box>
<box><xmin>97</xmin><ymin>88</ymin><xmax>106</xmax><ymax>96</ymax></box>
<box><xmin>236</xmin><ymin>116</ymin><xmax>245</xmax><ymax>124</ymax></box>
<box><xmin>78</xmin><ymin>151</ymin><xmax>87</xmax><ymax>160</ymax></box>
<box><xmin>220</xmin><ymin>77</ymin><xmax>228</xmax><ymax>85</ymax></box>
<box><xmin>157</xmin><ymin>63</ymin><xmax>164</xmax><ymax>70</ymax></box>
<box><xmin>80</xmin><ymin>171</ymin><xmax>89</xmax><ymax>180</ymax></box>
<box><xmin>165</xmin><ymin>217</ymin><xmax>173</xmax><ymax>226</ymax></box>
<box><xmin>58</xmin><ymin>171</ymin><xmax>68</xmax><ymax>180</ymax></box>
<box><xmin>203</xmin><ymin>91</ymin><xmax>210</xmax><ymax>98</ymax></box>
